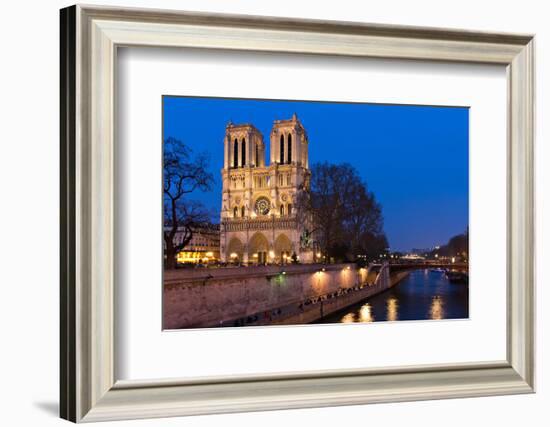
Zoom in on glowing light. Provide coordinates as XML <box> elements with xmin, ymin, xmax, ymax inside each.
<box><xmin>230</xmin><ymin>252</ymin><xmax>237</xmax><ymax>259</ymax></box>
<box><xmin>316</xmin><ymin>252</ymin><xmax>322</xmax><ymax>258</ymax></box>
<box><xmin>205</xmin><ymin>252</ymin><xmax>213</xmax><ymax>257</ymax></box>
<box><xmin>341</xmin><ymin>313</ymin><xmax>355</xmax><ymax>323</ymax></box>
<box><xmin>176</xmin><ymin>251</ymin><xmax>217</xmax><ymax>264</ymax></box>
<box><xmin>269</xmin><ymin>250</ymin><xmax>275</xmax><ymax>259</ymax></box>
<box><xmin>253</xmin><ymin>253</ymin><xmax>258</xmax><ymax>258</ymax></box>
<box><xmin>359</xmin><ymin>304</ymin><xmax>374</xmax><ymax>322</ymax></box>
<box><xmin>387</xmin><ymin>297</ymin><xmax>399</xmax><ymax>321</ymax></box>
<box><xmin>430</xmin><ymin>296</ymin><xmax>445</xmax><ymax>320</ymax></box>
<box><xmin>452</xmin><ymin>257</ymin><xmax>456</xmax><ymax>263</ymax></box>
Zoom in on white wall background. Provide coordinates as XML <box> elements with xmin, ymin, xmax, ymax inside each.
<box><xmin>0</xmin><ymin>0</ymin><xmax>547</xmax><ymax>426</ymax></box>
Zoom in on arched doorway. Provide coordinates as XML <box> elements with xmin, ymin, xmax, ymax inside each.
<box><xmin>227</xmin><ymin>237</ymin><xmax>244</xmax><ymax>264</ymax></box>
<box><xmin>248</xmin><ymin>232</ymin><xmax>270</xmax><ymax>265</ymax></box>
<box><xmin>274</xmin><ymin>233</ymin><xmax>292</xmax><ymax>264</ymax></box>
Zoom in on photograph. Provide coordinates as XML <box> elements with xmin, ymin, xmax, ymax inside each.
<box><xmin>163</xmin><ymin>96</ymin><xmax>469</xmax><ymax>329</ymax></box>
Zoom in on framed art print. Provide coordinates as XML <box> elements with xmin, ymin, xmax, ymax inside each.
<box><xmin>161</xmin><ymin>96</ymin><xmax>469</xmax><ymax>330</ymax></box>
<box><xmin>60</xmin><ymin>4</ymin><xmax>535</xmax><ymax>423</ymax></box>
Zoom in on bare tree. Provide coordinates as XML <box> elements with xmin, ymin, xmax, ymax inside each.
<box><xmin>356</xmin><ymin>232</ymin><xmax>389</xmax><ymax>263</ymax></box>
<box><xmin>163</xmin><ymin>137</ymin><xmax>214</xmax><ymax>269</ymax></box>
<box><xmin>344</xmin><ymin>180</ymin><xmax>385</xmax><ymax>258</ymax></box>
<box><xmin>296</xmin><ymin>162</ymin><xmax>344</xmax><ymax>257</ymax></box>
<box><xmin>296</xmin><ymin>162</ymin><xmax>387</xmax><ymax>262</ymax></box>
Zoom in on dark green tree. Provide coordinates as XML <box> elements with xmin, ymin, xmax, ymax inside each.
<box><xmin>428</xmin><ymin>228</ymin><xmax>469</xmax><ymax>261</ymax></box>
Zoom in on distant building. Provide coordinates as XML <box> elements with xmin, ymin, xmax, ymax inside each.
<box><xmin>400</xmin><ymin>253</ymin><xmax>425</xmax><ymax>261</ymax></box>
<box><xmin>219</xmin><ymin>114</ymin><xmax>314</xmax><ymax>264</ymax></box>
<box><xmin>410</xmin><ymin>248</ymin><xmax>431</xmax><ymax>255</ymax></box>
<box><xmin>170</xmin><ymin>223</ymin><xmax>220</xmax><ymax>264</ymax></box>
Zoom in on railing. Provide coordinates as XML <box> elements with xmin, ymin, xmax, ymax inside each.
<box><xmin>372</xmin><ymin>262</ymin><xmax>390</xmax><ymax>288</ymax></box>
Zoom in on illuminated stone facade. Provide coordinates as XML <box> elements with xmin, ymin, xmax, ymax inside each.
<box><xmin>172</xmin><ymin>224</ymin><xmax>220</xmax><ymax>264</ymax></box>
<box><xmin>220</xmin><ymin>114</ymin><xmax>313</xmax><ymax>264</ymax></box>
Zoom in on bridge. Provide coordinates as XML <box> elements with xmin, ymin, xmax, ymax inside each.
<box><xmin>369</xmin><ymin>261</ymin><xmax>468</xmax><ymax>272</ymax></box>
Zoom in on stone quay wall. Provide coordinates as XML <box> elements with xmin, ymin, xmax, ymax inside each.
<box><xmin>163</xmin><ymin>263</ymin><xmax>379</xmax><ymax>329</ymax></box>
<box><xmin>270</xmin><ymin>266</ymin><xmax>410</xmax><ymax>325</ymax></box>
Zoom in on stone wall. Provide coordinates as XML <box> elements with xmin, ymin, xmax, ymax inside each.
<box><xmin>271</xmin><ymin>279</ymin><xmax>392</xmax><ymax>325</ymax></box>
<box><xmin>269</xmin><ymin>266</ymin><xmax>406</xmax><ymax>326</ymax></box>
<box><xmin>163</xmin><ymin>263</ymin><xmax>372</xmax><ymax>329</ymax></box>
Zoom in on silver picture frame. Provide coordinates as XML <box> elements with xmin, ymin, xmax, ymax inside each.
<box><xmin>60</xmin><ymin>4</ymin><xmax>535</xmax><ymax>423</ymax></box>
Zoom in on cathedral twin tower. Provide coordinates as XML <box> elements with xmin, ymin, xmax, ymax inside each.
<box><xmin>220</xmin><ymin>114</ymin><xmax>313</xmax><ymax>265</ymax></box>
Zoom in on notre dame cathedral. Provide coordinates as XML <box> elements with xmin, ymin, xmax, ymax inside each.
<box><xmin>220</xmin><ymin>114</ymin><xmax>314</xmax><ymax>264</ymax></box>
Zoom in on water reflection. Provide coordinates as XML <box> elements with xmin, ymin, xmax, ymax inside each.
<box><xmin>429</xmin><ymin>296</ymin><xmax>445</xmax><ymax>320</ymax></box>
<box><xmin>317</xmin><ymin>269</ymin><xmax>468</xmax><ymax>324</ymax></box>
<box><xmin>386</xmin><ymin>297</ymin><xmax>399</xmax><ymax>321</ymax></box>
<box><xmin>359</xmin><ymin>304</ymin><xmax>374</xmax><ymax>322</ymax></box>
<box><xmin>341</xmin><ymin>313</ymin><xmax>356</xmax><ymax>323</ymax></box>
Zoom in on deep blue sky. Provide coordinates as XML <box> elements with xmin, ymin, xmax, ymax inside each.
<box><xmin>163</xmin><ymin>96</ymin><xmax>468</xmax><ymax>252</ymax></box>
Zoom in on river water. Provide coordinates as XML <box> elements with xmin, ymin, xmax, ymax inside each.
<box><xmin>317</xmin><ymin>269</ymin><xmax>469</xmax><ymax>323</ymax></box>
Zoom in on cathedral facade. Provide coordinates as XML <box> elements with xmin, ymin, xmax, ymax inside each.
<box><xmin>220</xmin><ymin>114</ymin><xmax>314</xmax><ymax>264</ymax></box>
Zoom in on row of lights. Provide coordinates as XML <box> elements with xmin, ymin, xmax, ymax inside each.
<box><xmin>176</xmin><ymin>250</ymin><xmax>216</xmax><ymax>264</ymax></box>
<box><xmin>228</xmin><ymin>253</ymin><xmax>367</xmax><ymax>282</ymax></box>
<box><xmin>317</xmin><ymin>266</ymin><xmax>356</xmax><ymax>273</ymax></box>
<box><xmin>230</xmin><ymin>251</ymin><xmax>301</xmax><ymax>261</ymax></box>
<box><xmin>231</xmin><ymin>252</ymin><xmax>326</xmax><ymax>258</ymax></box>
<box><xmin>268</xmin><ymin>265</ymin><xmax>369</xmax><ymax>285</ymax></box>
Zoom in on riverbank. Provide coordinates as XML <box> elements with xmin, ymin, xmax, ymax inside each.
<box><xmin>164</xmin><ymin>263</ymin><xmax>373</xmax><ymax>329</ymax></box>
<box><xmin>261</xmin><ymin>269</ymin><xmax>409</xmax><ymax>326</ymax></box>
<box><xmin>318</xmin><ymin>269</ymin><xmax>469</xmax><ymax>324</ymax></box>
<box><xmin>271</xmin><ymin>277</ymin><xmax>400</xmax><ymax>325</ymax></box>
